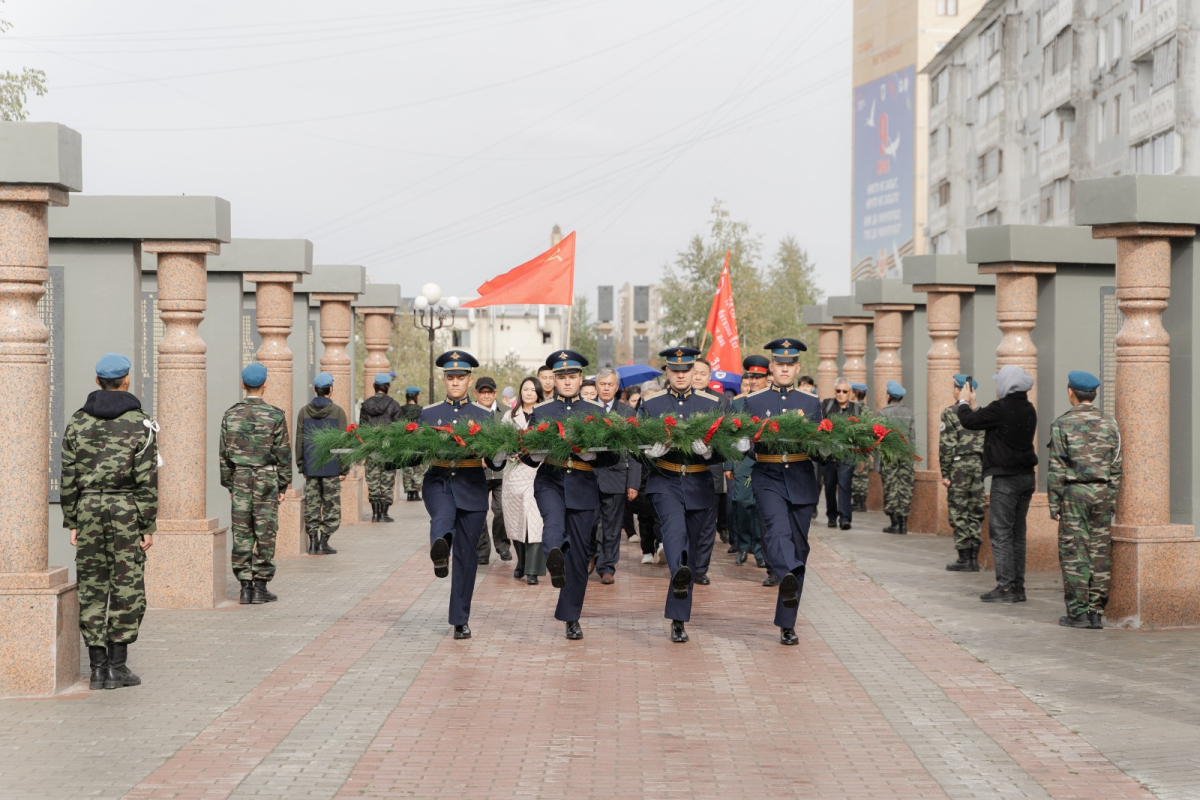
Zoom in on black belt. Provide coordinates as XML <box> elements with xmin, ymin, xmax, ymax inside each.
<box><xmin>1067</xmin><ymin>479</ymin><xmax>1110</xmax><ymax>485</ymax></box>
<box><xmin>81</xmin><ymin>489</ymin><xmax>132</xmax><ymax>494</ymax></box>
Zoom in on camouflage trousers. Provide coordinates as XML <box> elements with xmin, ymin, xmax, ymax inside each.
<box><xmin>304</xmin><ymin>476</ymin><xmax>342</xmax><ymax>539</ymax></box>
<box><xmin>1058</xmin><ymin>484</ymin><xmax>1115</xmax><ymax>617</ymax></box>
<box><xmin>851</xmin><ymin>463</ymin><xmax>869</xmax><ymax>506</ymax></box>
<box><xmin>230</xmin><ymin>467</ymin><xmax>280</xmax><ymax>582</ymax></box>
<box><xmin>365</xmin><ymin>461</ymin><xmax>396</xmax><ymax>503</ymax></box>
<box><xmin>947</xmin><ymin>456</ymin><xmax>985</xmax><ymax>549</ymax></box>
<box><xmin>402</xmin><ymin>464</ymin><xmax>424</xmax><ymax>493</ymax></box>
<box><xmin>75</xmin><ymin>494</ymin><xmax>147</xmax><ymax>647</ymax></box>
<box><xmin>882</xmin><ymin>457</ymin><xmax>915</xmax><ymax>517</ymax></box>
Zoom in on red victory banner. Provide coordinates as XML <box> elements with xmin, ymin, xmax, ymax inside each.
<box><xmin>462</xmin><ymin>232</ymin><xmax>576</xmax><ymax>308</ymax></box>
<box><xmin>703</xmin><ymin>252</ymin><xmax>741</xmax><ymax>374</ymax></box>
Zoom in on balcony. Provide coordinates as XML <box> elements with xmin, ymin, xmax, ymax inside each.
<box><xmin>984</xmin><ymin>52</ymin><xmax>1003</xmax><ymax>92</ymax></box>
<box><xmin>1131</xmin><ymin>12</ymin><xmax>1154</xmax><ymax>58</ymax></box>
<box><xmin>929</xmin><ymin>100</ymin><xmax>948</xmax><ymax>131</ymax></box>
<box><xmin>929</xmin><ymin>152</ymin><xmax>948</xmax><ymax>184</ymax></box>
<box><xmin>975</xmin><ymin>114</ymin><xmax>1002</xmax><ymax>154</ymax></box>
<box><xmin>975</xmin><ymin>178</ymin><xmax>1000</xmax><ymax>212</ymax></box>
<box><xmin>1155</xmin><ymin>0</ymin><xmax>1179</xmax><ymax>42</ymax></box>
<box><xmin>1152</xmin><ymin>86</ymin><xmax>1176</xmax><ymax>134</ymax></box>
<box><xmin>1038</xmin><ymin>140</ymin><xmax>1070</xmax><ymax>181</ymax></box>
<box><xmin>1040</xmin><ymin>1</ymin><xmax>1071</xmax><ymax>46</ymax></box>
<box><xmin>1130</xmin><ymin>96</ymin><xmax>1152</xmax><ymax>142</ymax></box>
<box><xmin>928</xmin><ymin>205</ymin><xmax>948</xmax><ymax>236</ymax></box>
<box><xmin>1040</xmin><ymin>69</ymin><xmax>1072</xmax><ymax>114</ymax></box>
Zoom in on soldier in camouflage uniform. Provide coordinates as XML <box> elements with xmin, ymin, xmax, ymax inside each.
<box><xmin>1048</xmin><ymin>370</ymin><xmax>1122</xmax><ymax>630</ymax></box>
<box><xmin>61</xmin><ymin>353</ymin><xmax>157</xmax><ymax>690</ymax></box>
<box><xmin>220</xmin><ymin>363</ymin><xmax>292</xmax><ymax>603</ymax></box>
<box><xmin>400</xmin><ymin>386</ymin><xmax>424</xmax><ymax>499</ymax></box>
<box><xmin>879</xmin><ymin>381</ymin><xmax>916</xmax><ymax>535</ymax></box>
<box><xmin>850</xmin><ymin>383</ymin><xmax>870</xmax><ymax>512</ymax></box>
<box><xmin>360</xmin><ymin>373</ymin><xmax>403</xmax><ymax>522</ymax></box>
<box><xmin>296</xmin><ymin>372</ymin><xmax>349</xmax><ymax>555</ymax></box>
<box><xmin>942</xmin><ymin>374</ymin><xmax>986</xmax><ymax>571</ymax></box>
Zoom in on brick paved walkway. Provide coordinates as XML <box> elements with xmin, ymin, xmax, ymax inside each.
<box><xmin>0</xmin><ymin>502</ymin><xmax>1181</xmax><ymax>798</ymax></box>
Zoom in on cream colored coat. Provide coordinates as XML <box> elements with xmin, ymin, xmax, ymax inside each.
<box><xmin>501</xmin><ymin>408</ymin><xmax>543</xmax><ymax>544</ymax></box>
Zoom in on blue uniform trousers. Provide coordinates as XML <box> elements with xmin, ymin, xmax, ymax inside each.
<box><xmin>650</xmin><ymin>492</ymin><xmax>716</xmax><ymax>622</ymax></box>
<box><xmin>424</xmin><ymin>478</ymin><xmax>487</xmax><ymax>627</ymax></box>
<box><xmin>536</xmin><ymin>478</ymin><xmax>596</xmax><ymax>623</ymax></box>
<box><xmin>823</xmin><ymin>461</ymin><xmax>854</xmax><ymax>523</ymax></box>
<box><xmin>752</xmin><ymin>485</ymin><xmax>814</xmax><ymax>629</ymax></box>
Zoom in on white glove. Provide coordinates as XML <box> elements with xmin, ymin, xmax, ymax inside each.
<box><xmin>647</xmin><ymin>442</ymin><xmax>669</xmax><ymax>458</ymax></box>
<box><xmin>530</xmin><ymin>452</ymin><xmax>546</xmax><ymax>463</ymax></box>
<box><xmin>734</xmin><ymin>437</ymin><xmax>752</xmax><ymax>453</ymax></box>
<box><xmin>690</xmin><ymin>440</ymin><xmax>713</xmax><ymax>459</ymax></box>
<box><xmin>577</xmin><ymin>450</ymin><xmax>596</xmax><ymax>462</ymax></box>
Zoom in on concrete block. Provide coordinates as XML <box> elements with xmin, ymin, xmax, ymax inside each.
<box><xmin>0</xmin><ymin>122</ymin><xmax>83</xmax><ymax>192</ymax></box>
<box><xmin>50</xmin><ymin>195</ymin><xmax>231</xmax><ymax>242</ymax></box>
<box><xmin>967</xmin><ymin>225</ymin><xmax>1115</xmax><ymax>266</ymax></box>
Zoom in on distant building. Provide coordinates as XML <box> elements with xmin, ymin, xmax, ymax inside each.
<box><xmin>613</xmin><ymin>282</ymin><xmax>664</xmax><ymax>365</ymax></box>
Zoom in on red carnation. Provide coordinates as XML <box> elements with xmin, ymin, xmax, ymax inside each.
<box><xmin>585</xmin><ymin>415</ymin><xmax>595</xmax><ymax>422</ymax></box>
<box><xmin>405</xmin><ymin>422</ymin><xmax>418</xmax><ymax>432</ymax></box>
<box><xmin>873</xmin><ymin>424</ymin><xmax>889</xmax><ymax>438</ymax></box>
<box><xmin>468</xmin><ymin>423</ymin><xmax>482</xmax><ymax>436</ymax></box>
<box><xmin>751</xmin><ymin>416</ymin><xmax>761</xmax><ymax>423</ymax></box>
<box><xmin>627</xmin><ymin>417</ymin><xmax>640</xmax><ymax>427</ymax></box>
<box><xmin>345</xmin><ymin>423</ymin><xmax>357</xmax><ymax>432</ymax></box>
<box><xmin>537</xmin><ymin>422</ymin><xmax>550</xmax><ymax>433</ymax></box>
<box><xmin>732</xmin><ymin>418</ymin><xmax>743</xmax><ymax>429</ymax></box>
<box><xmin>818</xmin><ymin>419</ymin><xmax>833</xmax><ymax>432</ymax></box>
<box><xmin>847</xmin><ymin>415</ymin><xmax>859</xmax><ymax>423</ymax></box>
<box><xmin>767</xmin><ymin>420</ymin><xmax>780</xmax><ymax>433</ymax></box>
<box><xmin>663</xmin><ymin>416</ymin><xmax>677</xmax><ymax>427</ymax></box>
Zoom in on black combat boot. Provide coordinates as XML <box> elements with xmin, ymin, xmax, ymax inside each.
<box><xmin>317</xmin><ymin>535</ymin><xmax>338</xmax><ymax>555</ymax></box>
<box><xmin>413</xmin><ymin>490</ymin><xmax>421</xmax><ymax>502</ymax></box>
<box><xmin>239</xmin><ymin>579</ymin><xmax>254</xmax><ymax>604</ymax></box>
<box><xmin>895</xmin><ymin>516</ymin><xmax>908</xmax><ymax>535</ymax></box>
<box><xmin>370</xmin><ymin>501</ymin><xmax>380</xmax><ymax>523</ymax></box>
<box><xmin>380</xmin><ymin>503</ymin><xmax>395</xmax><ymax>523</ymax></box>
<box><xmin>88</xmin><ymin>646</ymin><xmax>109</xmax><ymax>690</ymax></box>
<box><xmin>104</xmin><ymin>643</ymin><xmax>141</xmax><ymax>689</ymax></box>
<box><xmin>882</xmin><ymin>514</ymin><xmax>897</xmax><ymax>534</ymax></box>
<box><xmin>969</xmin><ymin>544</ymin><xmax>981</xmax><ymax>572</ymax></box>
<box><xmin>252</xmin><ymin>579</ymin><xmax>278</xmax><ymax>603</ymax></box>
<box><xmin>946</xmin><ymin>549</ymin><xmax>971</xmax><ymax>571</ymax></box>
<box><xmin>307</xmin><ymin>532</ymin><xmax>318</xmax><ymax>555</ymax></box>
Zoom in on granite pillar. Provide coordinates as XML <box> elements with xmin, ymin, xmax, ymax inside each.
<box><xmin>866</xmin><ymin>307</ymin><xmax>911</xmax><ymax>411</ymax></box>
<box><xmin>1093</xmin><ymin>222</ymin><xmax>1199</xmax><ymax>628</ymax></box>
<box><xmin>0</xmin><ymin>183</ymin><xmax>79</xmax><ymax>697</ymax></box>
<box><xmin>359</xmin><ymin>308</ymin><xmax>394</xmax><ymax>402</ymax></box>
<box><xmin>314</xmin><ymin>293</ymin><xmax>362</xmax><ymax>524</ymax></box>
<box><xmin>246</xmin><ymin>273</ymin><xmax>304</xmax><ymax>558</ymax></box>
<box><xmin>836</xmin><ymin>318</ymin><xmax>872</xmax><ymax>386</ymax></box>
<box><xmin>143</xmin><ymin>241</ymin><xmax>227</xmax><ymax>609</ymax></box>
<box><xmin>813</xmin><ymin>325</ymin><xmax>841</xmax><ymax>401</ymax></box>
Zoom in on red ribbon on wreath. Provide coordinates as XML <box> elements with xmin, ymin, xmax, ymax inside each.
<box><xmin>702</xmin><ymin>415</ymin><xmax>726</xmax><ymax>446</ymax></box>
<box><xmin>468</xmin><ymin>422</ymin><xmax>482</xmax><ymax>436</ymax></box>
<box><xmin>345</xmin><ymin>423</ymin><xmax>363</xmax><ymax>443</ymax></box>
<box><xmin>751</xmin><ymin>418</ymin><xmax>780</xmax><ymax>442</ymax></box>
<box><xmin>850</xmin><ymin>424</ymin><xmax>923</xmax><ymax>462</ymax></box>
<box><xmin>432</xmin><ymin>424</ymin><xmax>466</xmax><ymax>448</ymax></box>
<box><xmin>555</xmin><ymin>419</ymin><xmax>582</xmax><ymax>454</ymax></box>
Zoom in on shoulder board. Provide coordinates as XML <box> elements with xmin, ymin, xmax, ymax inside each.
<box><xmin>746</xmin><ymin>387</ymin><xmax>771</xmax><ymax>398</ymax></box>
<box><xmin>534</xmin><ymin>398</ymin><xmax>557</xmax><ymax>408</ymax></box>
<box><xmin>423</xmin><ymin>402</ymin><xmax>441</xmax><ymax>410</ymax></box>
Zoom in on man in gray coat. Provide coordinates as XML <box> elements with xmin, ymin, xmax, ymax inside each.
<box><xmin>592</xmin><ymin>368</ymin><xmax>642</xmax><ymax>584</ymax></box>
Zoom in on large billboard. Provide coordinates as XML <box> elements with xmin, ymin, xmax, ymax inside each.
<box><xmin>852</xmin><ymin>65</ymin><xmax>915</xmax><ymax>281</ymax></box>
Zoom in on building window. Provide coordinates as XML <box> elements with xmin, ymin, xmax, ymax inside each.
<box><xmin>1043</xmin><ymin>27</ymin><xmax>1072</xmax><ymax>76</ymax></box>
<box><xmin>977</xmin><ymin>84</ymin><xmax>1004</xmax><ymax>124</ymax></box>
<box><xmin>1039</xmin><ymin>178</ymin><xmax>1072</xmax><ymax>221</ymax></box>
<box><xmin>541</xmin><ymin>331</ymin><xmax>552</xmax><ymax>344</ymax></box>
<box><xmin>933</xmin><ymin>179</ymin><xmax>951</xmax><ymax>208</ymax></box>
<box><xmin>1098</xmin><ymin>101</ymin><xmax>1108</xmax><ymax>143</ymax></box>
<box><xmin>1113</xmin><ymin>93</ymin><xmax>1121</xmax><ymax>136</ymax></box>
<box><xmin>930</xmin><ymin>232</ymin><xmax>951</xmax><ymax>254</ymax></box>
<box><xmin>976</xmin><ymin>209</ymin><xmax>1001</xmax><ymax>227</ymax></box>
<box><xmin>1152</xmin><ymin>38</ymin><xmax>1177</xmax><ymax>91</ymax></box>
<box><xmin>977</xmin><ymin>148</ymin><xmax>1003</xmax><ymax>183</ymax></box>
<box><xmin>936</xmin><ymin>0</ymin><xmax>958</xmax><ymax>16</ymax></box>
<box><xmin>1131</xmin><ymin>129</ymin><xmax>1180</xmax><ymax>174</ymax></box>
<box><xmin>980</xmin><ymin>20</ymin><xmax>1002</xmax><ymax>60</ymax></box>
<box><xmin>931</xmin><ymin>68</ymin><xmax>949</xmax><ymax>106</ymax></box>
<box><xmin>452</xmin><ymin>330</ymin><xmax>470</xmax><ymax>348</ymax></box>
<box><xmin>1039</xmin><ymin>108</ymin><xmax>1074</xmax><ymax>151</ymax></box>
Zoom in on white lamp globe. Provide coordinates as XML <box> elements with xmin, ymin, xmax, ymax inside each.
<box><xmin>444</xmin><ymin>296</ymin><xmax>460</xmax><ymax>310</ymax></box>
<box><xmin>420</xmin><ymin>283</ymin><xmax>442</xmax><ymax>305</ymax></box>
<box><xmin>413</xmin><ymin>296</ymin><xmax>429</xmax><ymax>311</ymax></box>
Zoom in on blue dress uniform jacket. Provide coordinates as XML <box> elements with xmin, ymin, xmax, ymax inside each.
<box><xmin>743</xmin><ymin>384</ymin><xmax>824</xmax><ymax>629</ymax></box>
<box><xmin>639</xmin><ymin>388</ymin><xmax>721</xmax><ymax>622</ymax></box>
<box><xmin>419</xmin><ymin>398</ymin><xmax>498</xmax><ymax>626</ymax></box>
<box><xmin>526</xmin><ymin>395</ymin><xmax>619</xmax><ymax>622</ymax></box>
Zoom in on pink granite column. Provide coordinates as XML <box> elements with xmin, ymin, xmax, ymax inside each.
<box><xmin>314</xmin><ymin>294</ymin><xmax>363</xmax><ymax>524</ymax></box>
<box><xmin>866</xmin><ymin>306</ymin><xmax>912</xmax><ymax>411</ymax></box>
<box><xmin>907</xmin><ymin>286</ymin><xmax>974</xmax><ymax>536</ymax></box>
<box><xmin>1092</xmin><ymin>223</ymin><xmax>1198</xmax><ymax>627</ymax></box>
<box><xmin>359</xmin><ymin>309</ymin><xmax>394</xmax><ymax>402</ymax></box>
<box><xmin>977</xmin><ymin>264</ymin><xmax>1056</xmax><ymax>409</ymax></box>
<box><xmin>813</xmin><ymin>325</ymin><xmax>841</xmax><ymax>401</ymax></box>
<box><xmin>143</xmin><ymin>241</ymin><xmax>226</xmax><ymax>609</ymax></box>
<box><xmin>0</xmin><ymin>185</ymin><xmax>79</xmax><ymax>697</ymax></box>
<box><xmin>837</xmin><ymin>318</ymin><xmax>872</xmax><ymax>386</ymax></box>
<box><xmin>247</xmin><ymin>274</ymin><xmax>304</xmax><ymax>557</ymax></box>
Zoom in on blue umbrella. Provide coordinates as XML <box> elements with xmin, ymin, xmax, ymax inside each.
<box><xmin>711</xmin><ymin>370</ymin><xmax>741</xmax><ymax>393</ymax></box>
<box><xmin>615</xmin><ymin>363</ymin><xmax>660</xmax><ymax>389</ymax></box>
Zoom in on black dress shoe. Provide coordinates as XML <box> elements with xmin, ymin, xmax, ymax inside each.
<box><xmin>1059</xmin><ymin>614</ymin><xmax>1090</xmax><ymax>629</ymax></box>
<box><xmin>500</xmin><ymin>550</ymin><xmax>513</xmax><ymax>562</ymax></box>
<box><xmin>762</xmin><ymin>573</ymin><xmax>779</xmax><ymax>587</ymax></box>
<box><xmin>779</xmin><ymin>572</ymin><xmax>800</xmax><ymax>609</ymax></box>
<box><xmin>671</xmin><ymin>620</ymin><xmax>689</xmax><ymax>643</ymax></box>
<box><xmin>671</xmin><ymin>566</ymin><xmax>692</xmax><ymax>599</ymax></box>
<box><xmin>755</xmin><ymin>556</ymin><xmax>765</xmax><ymax>568</ymax></box>
<box><xmin>1013</xmin><ymin>588</ymin><xmax>1027</xmax><ymax>602</ymax></box>
<box><xmin>780</xmin><ymin>628</ymin><xmax>799</xmax><ymax>646</ymax></box>
<box><xmin>430</xmin><ymin>537</ymin><xmax>450</xmax><ymax>578</ymax></box>
<box><xmin>735</xmin><ymin>551</ymin><xmax>748</xmax><ymax>565</ymax></box>
<box><xmin>546</xmin><ymin>547</ymin><xmax>567</xmax><ymax>589</ymax></box>
<box><xmin>979</xmin><ymin>586</ymin><xmax>1017</xmax><ymax>603</ymax></box>
<box><xmin>526</xmin><ymin>575</ymin><xmax>538</xmax><ymax>585</ymax></box>
<box><xmin>565</xmin><ymin>620</ymin><xmax>583</xmax><ymax>640</ymax></box>
<box><xmin>694</xmin><ymin>573</ymin><xmax>710</xmax><ymax>586</ymax></box>
<box><xmin>1088</xmin><ymin>612</ymin><xmax>1103</xmax><ymax>629</ymax></box>
<box><xmin>726</xmin><ymin>544</ymin><xmax>739</xmax><ymax>554</ymax></box>
<box><xmin>826</xmin><ymin>518</ymin><xmax>837</xmax><ymax>528</ymax></box>
<box><xmin>454</xmin><ymin>624</ymin><xmax>472</xmax><ymax>639</ymax></box>
<box><xmin>477</xmin><ymin>558</ymin><xmax>490</xmax><ymax>566</ymax></box>
<box><xmin>513</xmin><ymin>567</ymin><xmax>523</xmax><ymax>579</ymax></box>
<box><xmin>839</xmin><ymin>519</ymin><xmax>852</xmax><ymax>531</ymax></box>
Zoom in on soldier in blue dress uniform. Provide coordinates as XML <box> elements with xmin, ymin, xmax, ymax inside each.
<box><xmin>639</xmin><ymin>347</ymin><xmax>721</xmax><ymax>643</ymax></box>
<box><xmin>742</xmin><ymin>338</ymin><xmax>824</xmax><ymax>646</ymax></box>
<box><xmin>420</xmin><ymin>350</ymin><xmax>506</xmax><ymax>640</ymax></box>
<box><xmin>525</xmin><ymin>350</ymin><xmax>618</xmax><ymax>640</ymax></box>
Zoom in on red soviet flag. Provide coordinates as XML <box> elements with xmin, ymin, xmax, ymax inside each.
<box><xmin>704</xmin><ymin>252</ymin><xmax>741</xmax><ymax>374</ymax></box>
<box><xmin>462</xmin><ymin>232</ymin><xmax>576</xmax><ymax>307</ymax></box>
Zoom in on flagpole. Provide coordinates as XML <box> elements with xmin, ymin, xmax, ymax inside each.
<box><xmin>699</xmin><ymin>329</ymin><xmax>709</xmax><ymax>353</ymax></box>
<box><xmin>565</xmin><ymin>302</ymin><xmax>573</xmax><ymax>349</ymax></box>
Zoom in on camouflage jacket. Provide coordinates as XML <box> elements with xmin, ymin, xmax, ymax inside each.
<box><xmin>60</xmin><ymin>390</ymin><xmax>158</xmax><ymax>535</ymax></box>
<box><xmin>219</xmin><ymin>397</ymin><xmax>292</xmax><ymax>491</ymax></box>
<box><xmin>938</xmin><ymin>404</ymin><xmax>985</xmax><ymax>479</ymax></box>
<box><xmin>879</xmin><ymin>401</ymin><xmax>917</xmax><ymax>451</ymax></box>
<box><xmin>1047</xmin><ymin>403</ymin><xmax>1122</xmax><ymax>517</ymax></box>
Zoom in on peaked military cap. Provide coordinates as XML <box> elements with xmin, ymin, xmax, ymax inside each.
<box><xmin>742</xmin><ymin>354</ymin><xmax>770</xmax><ymax>376</ymax></box>
<box><xmin>96</xmin><ymin>353</ymin><xmax>132</xmax><ymax>379</ymax></box>
<box><xmin>658</xmin><ymin>346</ymin><xmax>701</xmax><ymax>371</ymax></box>
<box><xmin>545</xmin><ymin>349</ymin><xmax>588</xmax><ymax>374</ymax></box>
<box><xmin>1068</xmin><ymin>370</ymin><xmax>1101</xmax><ymax>392</ymax></box>
<box><xmin>764</xmin><ymin>337</ymin><xmax>807</xmax><ymax>363</ymax></box>
<box><xmin>436</xmin><ymin>350</ymin><xmax>479</xmax><ymax>375</ymax></box>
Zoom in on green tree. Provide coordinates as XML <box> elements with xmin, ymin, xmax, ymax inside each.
<box><xmin>0</xmin><ymin>4</ymin><xmax>47</xmax><ymax>122</ymax></box>
<box><xmin>569</xmin><ymin>294</ymin><xmax>598</xmax><ymax>368</ymax></box>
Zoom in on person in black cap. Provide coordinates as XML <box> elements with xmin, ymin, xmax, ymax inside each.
<box><xmin>419</xmin><ymin>350</ymin><xmax>507</xmax><ymax>640</ymax></box>
<box><xmin>473</xmin><ymin>375</ymin><xmax>512</xmax><ymax>565</ymax></box>
<box><xmin>524</xmin><ymin>349</ymin><xmax>618</xmax><ymax>640</ymax></box>
<box><xmin>638</xmin><ymin>346</ymin><xmax>722</xmax><ymax>644</ymax></box>
<box><xmin>742</xmin><ymin>338</ymin><xmax>823</xmax><ymax>646</ymax></box>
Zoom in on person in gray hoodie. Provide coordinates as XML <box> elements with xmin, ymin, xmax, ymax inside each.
<box><xmin>955</xmin><ymin>365</ymin><xmax>1038</xmax><ymax>604</ymax></box>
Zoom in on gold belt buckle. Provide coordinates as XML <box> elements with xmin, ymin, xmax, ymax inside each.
<box><xmin>781</xmin><ymin>452</ymin><xmax>789</xmax><ymax>464</ymax></box>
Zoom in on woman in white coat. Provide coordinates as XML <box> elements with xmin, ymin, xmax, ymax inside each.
<box><xmin>502</xmin><ymin>377</ymin><xmax>545</xmax><ymax>584</ymax></box>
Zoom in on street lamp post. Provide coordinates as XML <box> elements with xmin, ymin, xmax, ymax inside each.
<box><xmin>412</xmin><ymin>282</ymin><xmax>459</xmax><ymax>401</ymax></box>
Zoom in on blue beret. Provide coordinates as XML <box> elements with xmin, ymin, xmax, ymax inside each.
<box><xmin>953</xmin><ymin>373</ymin><xmax>978</xmax><ymax>390</ymax></box>
<box><xmin>241</xmin><ymin>363</ymin><xmax>267</xmax><ymax>388</ymax></box>
<box><xmin>405</xmin><ymin>386</ymin><xmax>421</xmax><ymax>394</ymax></box>
<box><xmin>374</xmin><ymin>373</ymin><xmax>392</xmax><ymax>385</ymax></box>
<box><xmin>850</xmin><ymin>382</ymin><xmax>868</xmax><ymax>392</ymax></box>
<box><xmin>1068</xmin><ymin>370</ymin><xmax>1101</xmax><ymax>392</ymax></box>
<box><xmin>313</xmin><ymin>372</ymin><xmax>334</xmax><ymax>389</ymax></box>
<box><xmin>95</xmin><ymin>353</ymin><xmax>131</xmax><ymax>380</ymax></box>
<box><xmin>886</xmin><ymin>380</ymin><xmax>906</xmax><ymax>398</ymax></box>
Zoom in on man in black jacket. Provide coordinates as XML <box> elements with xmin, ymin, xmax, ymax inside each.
<box><xmin>591</xmin><ymin>368</ymin><xmax>641</xmax><ymax>584</ymax></box>
<box><xmin>359</xmin><ymin>373</ymin><xmax>403</xmax><ymax>523</ymax></box>
<box><xmin>955</xmin><ymin>365</ymin><xmax>1038</xmax><ymax>603</ymax></box>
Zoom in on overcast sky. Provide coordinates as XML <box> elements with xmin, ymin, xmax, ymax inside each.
<box><xmin>2</xmin><ymin>0</ymin><xmax>852</xmax><ymax>308</ymax></box>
